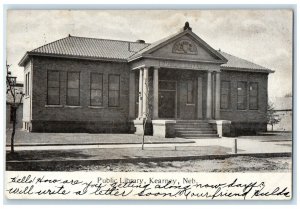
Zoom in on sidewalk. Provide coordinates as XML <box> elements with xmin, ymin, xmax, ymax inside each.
<box><xmin>6</xmin><ymin>130</ymin><xmax>292</xmax><ymax>171</ymax></box>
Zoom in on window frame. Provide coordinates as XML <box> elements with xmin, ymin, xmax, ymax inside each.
<box><xmin>25</xmin><ymin>73</ymin><xmax>27</xmax><ymax>96</ymax></box>
<box><xmin>25</xmin><ymin>72</ymin><xmax>30</xmax><ymax>96</ymax></box>
<box><xmin>66</xmin><ymin>71</ymin><xmax>80</xmax><ymax>106</ymax></box>
<box><xmin>46</xmin><ymin>70</ymin><xmax>60</xmax><ymax>105</ymax></box>
<box><xmin>220</xmin><ymin>80</ymin><xmax>231</xmax><ymax>110</ymax></box>
<box><xmin>108</xmin><ymin>74</ymin><xmax>120</xmax><ymax>107</ymax></box>
<box><xmin>237</xmin><ymin>81</ymin><xmax>248</xmax><ymax>110</ymax></box>
<box><xmin>249</xmin><ymin>82</ymin><xmax>259</xmax><ymax>110</ymax></box>
<box><xmin>90</xmin><ymin>72</ymin><xmax>103</xmax><ymax>107</ymax></box>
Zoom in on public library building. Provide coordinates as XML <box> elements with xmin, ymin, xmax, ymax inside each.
<box><xmin>19</xmin><ymin>23</ymin><xmax>273</xmax><ymax>138</ymax></box>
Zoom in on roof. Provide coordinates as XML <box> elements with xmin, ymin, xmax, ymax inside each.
<box><xmin>33</xmin><ymin>36</ymin><xmax>150</xmax><ymax>60</ymax></box>
<box><xmin>219</xmin><ymin>51</ymin><xmax>272</xmax><ymax>72</ymax></box>
<box><xmin>128</xmin><ymin>29</ymin><xmax>228</xmax><ymax>64</ymax></box>
<box><xmin>269</xmin><ymin>97</ymin><xmax>292</xmax><ymax>111</ymax></box>
<box><xmin>128</xmin><ymin>30</ymin><xmax>182</xmax><ymax>60</ymax></box>
<box><xmin>19</xmin><ymin>32</ymin><xmax>272</xmax><ymax>73</ymax></box>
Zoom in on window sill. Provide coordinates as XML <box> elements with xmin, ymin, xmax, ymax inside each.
<box><xmin>186</xmin><ymin>103</ymin><xmax>195</xmax><ymax>106</ymax></box>
<box><xmin>108</xmin><ymin>106</ymin><xmax>122</xmax><ymax>109</ymax></box>
<box><xmin>237</xmin><ymin>109</ymin><xmax>259</xmax><ymax>112</ymax></box>
<box><xmin>88</xmin><ymin>106</ymin><xmax>105</xmax><ymax>109</ymax></box>
<box><xmin>65</xmin><ymin>105</ymin><xmax>83</xmax><ymax>108</ymax></box>
<box><xmin>45</xmin><ymin>105</ymin><xmax>63</xmax><ymax>108</ymax></box>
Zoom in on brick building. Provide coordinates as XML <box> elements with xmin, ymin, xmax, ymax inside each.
<box><xmin>19</xmin><ymin>23</ymin><xmax>274</xmax><ymax>137</ymax></box>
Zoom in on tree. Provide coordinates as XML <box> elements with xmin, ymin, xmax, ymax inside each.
<box><xmin>267</xmin><ymin>102</ymin><xmax>281</xmax><ymax>131</ymax></box>
<box><xmin>141</xmin><ymin>76</ymin><xmax>153</xmax><ymax>150</ymax></box>
<box><xmin>6</xmin><ymin>62</ymin><xmax>24</xmax><ymax>154</ymax></box>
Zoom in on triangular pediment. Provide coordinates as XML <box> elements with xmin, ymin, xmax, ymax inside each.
<box><xmin>131</xmin><ymin>29</ymin><xmax>227</xmax><ymax>64</ymax></box>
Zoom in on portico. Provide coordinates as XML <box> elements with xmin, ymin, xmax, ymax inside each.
<box><xmin>130</xmin><ymin>66</ymin><xmax>222</xmax><ymax>121</ymax></box>
<box><xmin>128</xmin><ymin>24</ymin><xmax>230</xmax><ymax>137</ymax></box>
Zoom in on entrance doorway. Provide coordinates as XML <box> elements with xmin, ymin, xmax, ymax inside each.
<box><xmin>158</xmin><ymin>80</ymin><xmax>177</xmax><ymax>118</ymax></box>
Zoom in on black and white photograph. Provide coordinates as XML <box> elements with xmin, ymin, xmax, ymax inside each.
<box><xmin>4</xmin><ymin>8</ymin><xmax>294</xmax><ymax>200</ymax></box>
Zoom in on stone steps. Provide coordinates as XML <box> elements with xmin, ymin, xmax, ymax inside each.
<box><xmin>177</xmin><ymin>134</ymin><xmax>220</xmax><ymax>139</ymax></box>
<box><xmin>174</xmin><ymin>120</ymin><xmax>219</xmax><ymax>139</ymax></box>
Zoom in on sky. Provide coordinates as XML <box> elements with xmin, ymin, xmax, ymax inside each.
<box><xmin>6</xmin><ymin>10</ymin><xmax>293</xmax><ymax>98</ymax></box>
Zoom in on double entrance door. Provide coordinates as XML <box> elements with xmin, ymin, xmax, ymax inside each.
<box><xmin>158</xmin><ymin>80</ymin><xmax>177</xmax><ymax>119</ymax></box>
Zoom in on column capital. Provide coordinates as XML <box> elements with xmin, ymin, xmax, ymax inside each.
<box><xmin>207</xmin><ymin>69</ymin><xmax>221</xmax><ymax>73</ymax></box>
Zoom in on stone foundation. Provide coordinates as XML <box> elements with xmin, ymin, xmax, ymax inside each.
<box><xmin>30</xmin><ymin>120</ymin><xmax>130</xmax><ymax>133</ymax></box>
<box><xmin>152</xmin><ymin>120</ymin><xmax>176</xmax><ymax>138</ymax></box>
<box><xmin>209</xmin><ymin>120</ymin><xmax>231</xmax><ymax>137</ymax></box>
<box><xmin>133</xmin><ymin>119</ymin><xmax>153</xmax><ymax>135</ymax></box>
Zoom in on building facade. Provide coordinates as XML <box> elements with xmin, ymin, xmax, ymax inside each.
<box><xmin>19</xmin><ymin>23</ymin><xmax>273</xmax><ymax>137</ymax></box>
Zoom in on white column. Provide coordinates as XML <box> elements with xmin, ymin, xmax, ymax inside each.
<box><xmin>142</xmin><ymin>67</ymin><xmax>149</xmax><ymax>118</ymax></box>
<box><xmin>197</xmin><ymin>76</ymin><xmax>203</xmax><ymax>119</ymax></box>
<box><xmin>129</xmin><ymin>71</ymin><xmax>136</xmax><ymax>119</ymax></box>
<box><xmin>153</xmin><ymin>68</ymin><xmax>159</xmax><ymax>119</ymax></box>
<box><xmin>138</xmin><ymin>69</ymin><xmax>143</xmax><ymax>118</ymax></box>
<box><xmin>215</xmin><ymin>72</ymin><xmax>221</xmax><ymax>119</ymax></box>
<box><xmin>206</xmin><ymin>71</ymin><xmax>212</xmax><ymax>119</ymax></box>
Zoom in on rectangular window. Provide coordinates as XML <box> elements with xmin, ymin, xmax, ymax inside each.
<box><xmin>25</xmin><ymin>74</ymin><xmax>27</xmax><ymax>95</ymax></box>
<box><xmin>90</xmin><ymin>73</ymin><xmax>103</xmax><ymax>106</ymax></box>
<box><xmin>67</xmin><ymin>72</ymin><xmax>80</xmax><ymax>106</ymax></box>
<box><xmin>28</xmin><ymin>73</ymin><xmax>30</xmax><ymax>95</ymax></box>
<box><xmin>25</xmin><ymin>73</ymin><xmax>30</xmax><ymax>96</ymax></box>
<box><xmin>249</xmin><ymin>82</ymin><xmax>258</xmax><ymax>110</ymax></box>
<box><xmin>237</xmin><ymin>81</ymin><xmax>247</xmax><ymax>110</ymax></box>
<box><xmin>108</xmin><ymin>75</ymin><xmax>120</xmax><ymax>107</ymax></box>
<box><xmin>221</xmin><ymin>81</ymin><xmax>231</xmax><ymax>109</ymax></box>
<box><xmin>47</xmin><ymin>71</ymin><xmax>60</xmax><ymax>105</ymax></box>
<box><xmin>187</xmin><ymin>80</ymin><xmax>194</xmax><ymax>104</ymax></box>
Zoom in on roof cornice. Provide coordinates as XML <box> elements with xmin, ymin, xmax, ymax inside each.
<box><xmin>19</xmin><ymin>52</ymin><xmax>128</xmax><ymax>66</ymax></box>
<box><xmin>221</xmin><ymin>66</ymin><xmax>274</xmax><ymax>73</ymax></box>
